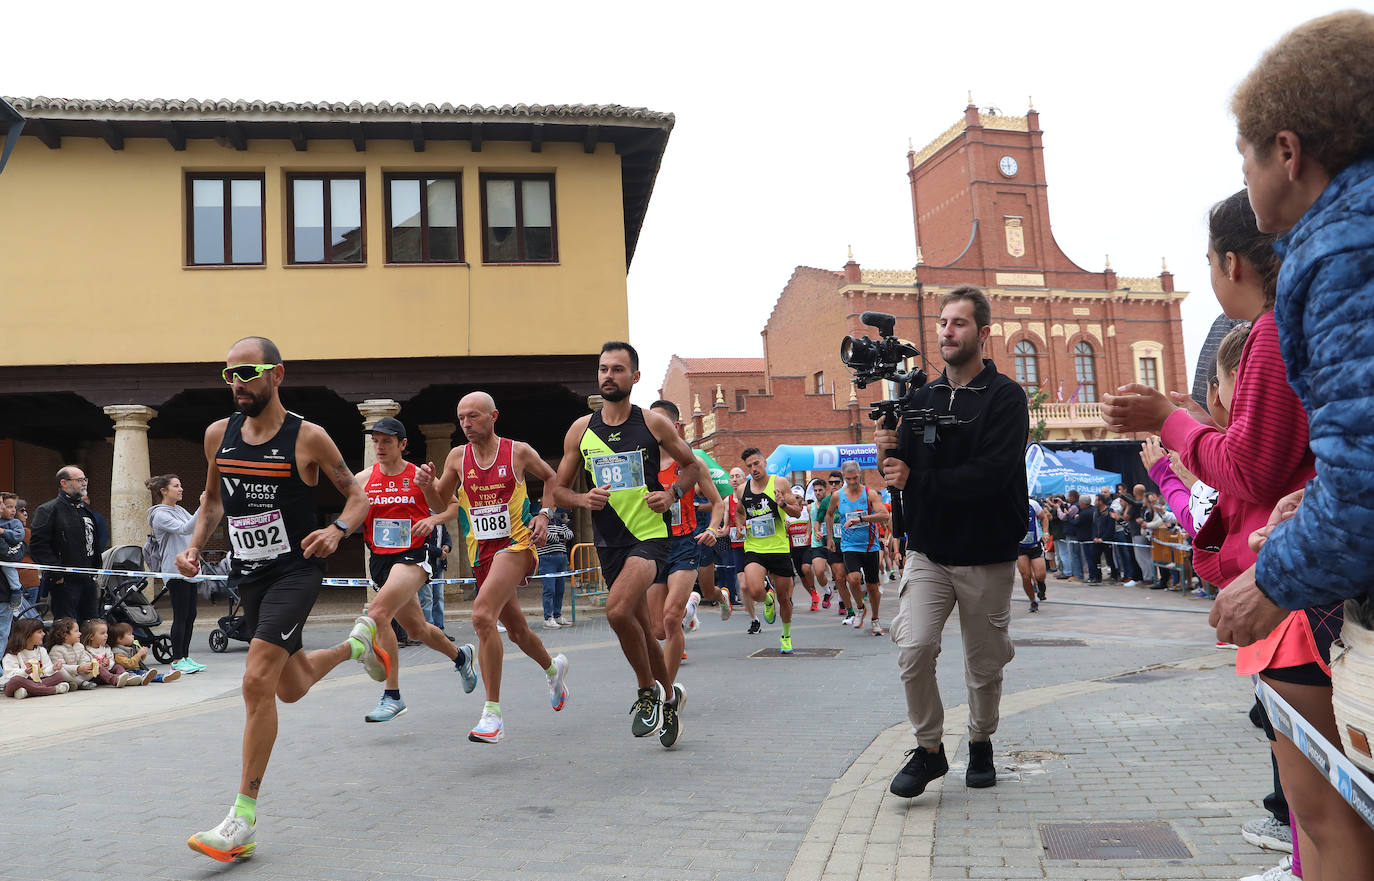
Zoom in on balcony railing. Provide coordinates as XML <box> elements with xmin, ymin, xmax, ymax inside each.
<box><xmin>1037</xmin><ymin>401</ymin><xmax>1103</xmax><ymax>424</ymax></box>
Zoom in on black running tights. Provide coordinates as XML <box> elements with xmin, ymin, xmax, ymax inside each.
<box><xmin>168</xmin><ymin>578</ymin><xmax>197</xmax><ymax>661</ymax></box>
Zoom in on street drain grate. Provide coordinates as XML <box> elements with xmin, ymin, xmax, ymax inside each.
<box><xmin>1040</xmin><ymin>822</ymin><xmax>1191</xmax><ymax>860</ymax></box>
<box><xmin>1013</xmin><ymin>638</ymin><xmax>1087</xmax><ymax>647</ymax></box>
<box><xmin>749</xmin><ymin>648</ymin><xmax>842</xmax><ymax>659</ymax></box>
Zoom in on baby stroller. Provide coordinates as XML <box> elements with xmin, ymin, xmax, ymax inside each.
<box><xmin>206</xmin><ymin>552</ymin><xmax>249</xmax><ymax>653</ymax></box>
<box><xmin>98</xmin><ymin>545</ymin><xmax>174</xmax><ymax>664</ymax></box>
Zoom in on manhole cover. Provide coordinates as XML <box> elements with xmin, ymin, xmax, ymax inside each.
<box><xmin>1006</xmin><ymin>749</ymin><xmax>1064</xmax><ymax>763</ymax></box>
<box><xmin>1013</xmin><ymin>638</ymin><xmax>1087</xmax><ymax>647</ymax></box>
<box><xmin>1041</xmin><ymin>822</ymin><xmax>1191</xmax><ymax>860</ymax></box>
<box><xmin>749</xmin><ymin>648</ymin><xmax>842</xmax><ymax>658</ymax></box>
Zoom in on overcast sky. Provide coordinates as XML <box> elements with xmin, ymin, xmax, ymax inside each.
<box><xmin>5</xmin><ymin>1</ymin><xmax>1352</xmax><ymax>406</ymax></box>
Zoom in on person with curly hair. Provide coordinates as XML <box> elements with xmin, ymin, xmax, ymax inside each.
<box><xmin>1203</xmin><ymin>11</ymin><xmax>1374</xmax><ymax>881</ymax></box>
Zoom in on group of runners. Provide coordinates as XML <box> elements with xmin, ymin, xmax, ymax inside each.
<box><xmin>176</xmin><ymin>335</ymin><xmax>904</xmax><ymax>862</ymax></box>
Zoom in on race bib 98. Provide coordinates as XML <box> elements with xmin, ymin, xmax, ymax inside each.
<box><xmin>589</xmin><ymin>451</ymin><xmax>646</xmax><ymax>491</ymax></box>
<box><xmin>228</xmin><ymin>510</ymin><xmax>290</xmax><ymax>562</ymax></box>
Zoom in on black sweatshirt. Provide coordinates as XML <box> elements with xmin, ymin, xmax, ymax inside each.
<box><xmin>894</xmin><ymin>359</ymin><xmax>1029</xmax><ymax>566</ymax></box>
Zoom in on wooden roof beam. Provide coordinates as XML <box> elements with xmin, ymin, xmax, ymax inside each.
<box><xmin>27</xmin><ymin>118</ymin><xmax>60</xmax><ymax>149</ymax></box>
<box><xmin>226</xmin><ymin>122</ymin><xmax>247</xmax><ymax>151</ymax></box>
<box><xmin>530</xmin><ymin>122</ymin><xmax>544</xmax><ymax>153</ymax></box>
<box><xmin>411</xmin><ymin>122</ymin><xmax>425</xmax><ymax>152</ymax></box>
<box><xmin>583</xmin><ymin>124</ymin><xmax>599</xmax><ymax>154</ymax></box>
<box><xmin>162</xmin><ymin>122</ymin><xmax>186</xmax><ymax>151</ymax></box>
<box><xmin>470</xmin><ymin>121</ymin><xmax>483</xmax><ymax>152</ymax></box>
<box><xmin>350</xmin><ymin>122</ymin><xmax>365</xmax><ymax>152</ymax></box>
<box><xmin>289</xmin><ymin>122</ymin><xmax>307</xmax><ymax>151</ymax></box>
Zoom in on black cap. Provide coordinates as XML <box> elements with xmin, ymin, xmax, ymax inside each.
<box><xmin>371</xmin><ymin>417</ymin><xmax>406</xmax><ymax>439</ymax></box>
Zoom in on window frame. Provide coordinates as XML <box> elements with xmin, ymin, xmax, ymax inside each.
<box><xmin>1139</xmin><ymin>356</ymin><xmax>1159</xmax><ymax>390</ymax></box>
<box><xmin>479</xmin><ymin>172</ymin><xmax>558</xmax><ymax>264</ymax></box>
<box><xmin>185</xmin><ymin>172</ymin><xmax>266</xmax><ymax>267</ymax></box>
<box><xmin>285</xmin><ymin>172</ymin><xmax>367</xmax><ymax>265</ymax></box>
<box><xmin>1074</xmin><ymin>341</ymin><xmax>1098</xmax><ymax>403</ymax></box>
<box><xmin>814</xmin><ymin>371</ymin><xmax>826</xmax><ymax>395</ymax></box>
<box><xmin>1013</xmin><ymin>339</ymin><xmax>1039</xmax><ymax>390</ymax></box>
<box><xmin>382</xmin><ymin>172</ymin><xmax>464</xmax><ymax>264</ymax></box>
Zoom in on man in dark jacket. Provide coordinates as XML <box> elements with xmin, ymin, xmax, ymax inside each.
<box><xmin>29</xmin><ymin>466</ymin><xmax>104</xmax><ymax>620</ymax></box>
<box><xmin>1089</xmin><ymin>494</ymin><xmax>1117</xmax><ymax>584</ymax></box>
<box><xmin>873</xmin><ymin>287</ymin><xmax>1028</xmax><ymax>801</ymax></box>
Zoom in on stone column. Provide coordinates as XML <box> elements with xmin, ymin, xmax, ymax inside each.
<box><xmin>356</xmin><ymin>400</ymin><xmax>400</xmax><ymax>601</ymax></box>
<box><xmin>357</xmin><ymin>399</ymin><xmax>402</xmax><ymax>471</ymax></box>
<box><xmin>102</xmin><ymin>405</ymin><xmax>158</xmax><ymax>552</ymax></box>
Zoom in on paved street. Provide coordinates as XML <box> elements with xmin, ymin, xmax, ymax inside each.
<box><xmin>1</xmin><ymin>581</ymin><xmax>1282</xmax><ymax>881</ymax></box>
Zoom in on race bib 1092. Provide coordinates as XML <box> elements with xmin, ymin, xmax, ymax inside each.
<box><xmin>228</xmin><ymin>510</ymin><xmax>290</xmax><ymax>562</ymax></box>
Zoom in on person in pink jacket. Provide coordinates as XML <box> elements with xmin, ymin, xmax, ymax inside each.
<box><xmin>1104</xmin><ymin>190</ymin><xmax>1352</xmax><ymax>879</ymax></box>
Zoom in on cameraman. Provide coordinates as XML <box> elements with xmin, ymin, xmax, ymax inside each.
<box><xmin>873</xmin><ymin>286</ymin><xmax>1029</xmax><ymax>800</ymax></box>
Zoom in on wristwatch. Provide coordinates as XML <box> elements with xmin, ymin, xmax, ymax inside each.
<box><xmin>330</xmin><ymin>519</ymin><xmax>350</xmax><ymax>535</ymax></box>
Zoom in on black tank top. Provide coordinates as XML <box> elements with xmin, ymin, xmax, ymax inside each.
<box><xmin>580</xmin><ymin>405</ymin><xmax>668</xmax><ymax>546</ymax></box>
<box><xmin>215</xmin><ymin>411</ymin><xmax>318</xmax><ymax>577</ymax></box>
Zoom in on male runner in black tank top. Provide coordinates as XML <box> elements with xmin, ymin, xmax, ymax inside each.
<box><xmin>550</xmin><ymin>341</ymin><xmax>705</xmax><ymax>744</ymax></box>
<box><xmin>178</xmin><ymin>337</ymin><xmax>371</xmax><ymax>864</ymax></box>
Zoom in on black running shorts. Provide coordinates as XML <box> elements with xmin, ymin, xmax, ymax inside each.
<box><xmin>1018</xmin><ymin>543</ymin><xmax>1044</xmax><ymax>560</ymax></box>
<box><xmin>789</xmin><ymin>546</ymin><xmax>810</xmax><ymax>578</ymax></box>
<box><xmin>598</xmin><ymin>539</ymin><xmax>670</xmax><ymax>591</ymax></box>
<box><xmin>744</xmin><ymin>551</ymin><xmax>794</xmax><ymax>580</ymax></box>
<box><xmin>368</xmin><ymin>547</ymin><xmax>432</xmax><ymax>588</ymax></box>
<box><xmin>843</xmin><ymin>550</ymin><xmax>880</xmax><ymax>584</ymax></box>
<box><xmin>232</xmin><ymin>561</ymin><xmax>325</xmax><ymax>655</ymax></box>
<box><xmin>824</xmin><ymin>547</ymin><xmax>844</xmax><ymax>567</ymax></box>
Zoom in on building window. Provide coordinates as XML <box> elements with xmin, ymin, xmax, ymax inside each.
<box><xmin>1074</xmin><ymin>341</ymin><xmax>1098</xmax><ymax>403</ymax></box>
<box><xmin>1139</xmin><ymin>357</ymin><xmax>1159</xmax><ymax>389</ymax></box>
<box><xmin>385</xmin><ymin>173</ymin><xmax>461</xmax><ymax>263</ymax></box>
<box><xmin>1013</xmin><ymin>340</ymin><xmax>1039</xmax><ymax>391</ymax></box>
<box><xmin>481</xmin><ymin>173</ymin><xmax>556</xmax><ymax>262</ymax></box>
<box><xmin>735</xmin><ymin>389</ymin><xmax>747</xmax><ymax>410</ymax></box>
<box><xmin>186</xmin><ymin>174</ymin><xmax>264</xmax><ymax>266</ymax></box>
<box><xmin>287</xmin><ymin>173</ymin><xmax>365</xmax><ymax>264</ymax></box>
<box><xmin>814</xmin><ymin>372</ymin><xmax>825</xmax><ymax>394</ymax></box>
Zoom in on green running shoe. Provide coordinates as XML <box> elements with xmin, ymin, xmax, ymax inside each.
<box><xmin>348</xmin><ymin>615</ymin><xmax>390</xmax><ymax>682</ymax></box>
<box><xmin>763</xmin><ymin>588</ymin><xmax>776</xmax><ymax>624</ymax></box>
<box><xmin>630</xmin><ymin>683</ymin><xmax>664</xmax><ymax>737</ymax></box>
<box><xmin>779</xmin><ymin>635</ymin><xmax>793</xmax><ymax>654</ymax></box>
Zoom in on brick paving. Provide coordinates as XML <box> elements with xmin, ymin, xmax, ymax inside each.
<box><xmin>0</xmin><ymin>580</ymin><xmax>1286</xmax><ymax>880</ymax></box>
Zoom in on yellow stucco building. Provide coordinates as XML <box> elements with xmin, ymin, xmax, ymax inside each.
<box><xmin>0</xmin><ymin>97</ymin><xmax>672</xmax><ymax>558</ymax></box>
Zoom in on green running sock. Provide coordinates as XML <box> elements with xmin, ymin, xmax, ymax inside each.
<box><xmin>347</xmin><ymin>637</ymin><xmax>365</xmax><ymax>660</ymax></box>
<box><xmin>233</xmin><ymin>794</ymin><xmax>257</xmax><ymax>825</ymax></box>
<box><xmin>545</xmin><ymin>661</ymin><xmax>559</xmax><ymax>678</ymax></box>
<box><xmin>484</xmin><ymin>701</ymin><xmax>501</xmax><ymax>716</ymax></box>
<box><xmin>782</xmin><ymin>622</ymin><xmax>791</xmax><ymax>638</ymax></box>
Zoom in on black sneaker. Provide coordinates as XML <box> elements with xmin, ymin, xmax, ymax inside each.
<box><xmin>746</xmin><ymin>619</ymin><xmax>761</xmax><ymax>635</ymax></box>
<box><xmin>659</xmin><ymin>683</ymin><xmax>686</xmax><ymax>748</ymax></box>
<box><xmin>1029</xmin><ymin>600</ymin><xmax>1039</xmax><ymax>612</ymax></box>
<box><xmin>966</xmin><ymin>740</ymin><xmax>997</xmax><ymax>788</ymax></box>
<box><xmin>630</xmin><ymin>684</ymin><xmax>664</xmax><ymax>737</ymax></box>
<box><xmin>1036</xmin><ymin>583</ymin><xmax>1046</xmax><ymax>600</ymax></box>
<box><xmin>889</xmin><ymin>743</ymin><xmax>948</xmax><ymax>798</ymax></box>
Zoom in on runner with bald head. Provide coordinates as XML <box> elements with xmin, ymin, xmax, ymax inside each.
<box><xmin>417</xmin><ymin>391</ymin><xmax>569</xmax><ymax>744</ymax></box>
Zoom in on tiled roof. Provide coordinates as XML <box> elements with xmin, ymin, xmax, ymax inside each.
<box><xmin>4</xmin><ymin>97</ymin><xmax>674</xmax><ymax>127</ymax></box>
<box><xmin>680</xmin><ymin>357</ymin><xmax>766</xmax><ymax>374</ymax></box>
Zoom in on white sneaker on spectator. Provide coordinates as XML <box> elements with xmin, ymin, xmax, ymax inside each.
<box><xmin>1124</xmin><ymin>580</ymin><xmax>1139</xmax><ymax>587</ymax></box>
<box><xmin>1239</xmin><ymin>855</ymin><xmax>1296</xmax><ymax>881</ymax></box>
<box><xmin>543</xmin><ymin>617</ymin><xmax>561</xmax><ymax>629</ymax></box>
<box><xmin>55</xmin><ymin>682</ymin><xmax>70</xmax><ymax>694</ymax></box>
<box><xmin>115</xmin><ymin>671</ymin><xmax>136</xmax><ymax>687</ymax></box>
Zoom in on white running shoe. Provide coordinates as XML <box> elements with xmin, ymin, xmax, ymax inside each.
<box><xmin>687</xmin><ymin>614</ymin><xmax>700</xmax><ymax>633</ymax></box>
<box><xmin>348</xmin><ymin>615</ymin><xmax>390</xmax><ymax>682</ymax></box>
<box><xmin>719</xmin><ymin>589</ymin><xmax>733</xmax><ymax>621</ymax></box>
<box><xmin>842</xmin><ymin>615</ymin><xmax>855</xmax><ymax>626</ymax></box>
<box><xmin>469</xmin><ymin>709</ymin><xmax>504</xmax><ymax>743</ymax></box>
<box><xmin>1239</xmin><ymin>855</ymin><xmax>1296</xmax><ymax>881</ymax></box>
<box><xmin>543</xmin><ymin>617</ymin><xmax>561</xmax><ymax>629</ymax></box>
<box><xmin>188</xmin><ymin>812</ymin><xmax>256</xmax><ymax>862</ymax></box>
<box><xmin>1124</xmin><ymin>580</ymin><xmax>1139</xmax><ymax>588</ymax></box>
<box><xmin>496</xmin><ymin>622</ymin><xmax>508</xmax><ymax>633</ymax></box>
<box><xmin>683</xmin><ymin>591</ymin><xmax>701</xmax><ymax>627</ymax></box>
<box><xmin>548</xmin><ymin>653</ymin><xmax>570</xmax><ymax>711</ymax></box>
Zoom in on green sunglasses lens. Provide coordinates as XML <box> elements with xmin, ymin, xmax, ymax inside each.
<box><xmin>222</xmin><ymin>364</ymin><xmax>271</xmax><ymax>384</ymax></box>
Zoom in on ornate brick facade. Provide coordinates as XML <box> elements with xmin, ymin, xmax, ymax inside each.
<box><xmin>658</xmin><ymin>104</ymin><xmax>1188</xmax><ymax>470</ymax></box>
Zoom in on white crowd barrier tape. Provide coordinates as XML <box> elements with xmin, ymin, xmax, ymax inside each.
<box><xmin>1254</xmin><ymin>675</ymin><xmax>1374</xmax><ymax>831</ymax></box>
<box><xmin>0</xmin><ymin>560</ymin><xmax>600</xmax><ymax>590</ymax></box>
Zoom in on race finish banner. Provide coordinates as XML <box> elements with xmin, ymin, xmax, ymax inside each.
<box><xmin>1255</xmin><ymin>675</ymin><xmax>1374</xmax><ymax>830</ymax></box>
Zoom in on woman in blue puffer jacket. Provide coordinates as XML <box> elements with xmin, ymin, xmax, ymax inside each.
<box><xmin>1209</xmin><ymin>11</ymin><xmax>1374</xmax><ymax>881</ymax></box>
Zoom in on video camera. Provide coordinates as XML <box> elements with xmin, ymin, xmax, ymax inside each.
<box><xmin>841</xmin><ymin>312</ymin><xmax>957</xmax><ymax>538</ymax></box>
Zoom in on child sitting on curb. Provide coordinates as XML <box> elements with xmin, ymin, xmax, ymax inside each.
<box><xmin>110</xmin><ymin>622</ymin><xmax>180</xmax><ymax>683</ymax></box>
<box><xmin>2</xmin><ymin>618</ymin><xmax>71</xmax><ymax>698</ymax></box>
